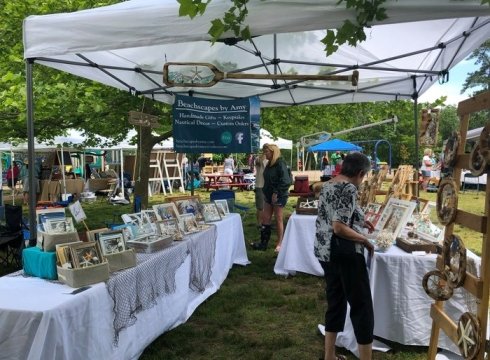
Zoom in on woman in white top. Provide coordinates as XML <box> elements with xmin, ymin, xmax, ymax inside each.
<box><xmin>420</xmin><ymin>148</ymin><xmax>433</xmax><ymax>190</ymax></box>
<box><xmin>223</xmin><ymin>154</ymin><xmax>235</xmax><ymax>175</ymax></box>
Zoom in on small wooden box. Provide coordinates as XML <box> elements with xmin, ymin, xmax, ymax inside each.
<box><xmin>105</xmin><ymin>249</ymin><xmax>136</xmax><ymax>272</ymax></box>
<box><xmin>295</xmin><ymin>197</ymin><xmax>318</xmax><ymax>215</ymax></box>
<box><xmin>396</xmin><ymin>237</ymin><xmax>441</xmax><ymax>254</ymax></box>
<box><xmin>57</xmin><ymin>262</ymin><xmax>109</xmax><ymax>288</ymax></box>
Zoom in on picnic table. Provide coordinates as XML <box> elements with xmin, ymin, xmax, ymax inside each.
<box><xmin>203</xmin><ymin>173</ymin><xmax>247</xmax><ymax>191</ymax></box>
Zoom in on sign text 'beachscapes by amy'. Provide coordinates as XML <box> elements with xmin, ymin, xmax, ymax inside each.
<box><xmin>172</xmin><ymin>95</ymin><xmax>260</xmax><ymax>153</ymax></box>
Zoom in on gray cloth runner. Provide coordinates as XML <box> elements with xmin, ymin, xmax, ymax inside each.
<box><xmin>106</xmin><ymin>225</ymin><xmax>217</xmax><ymax>343</ymax></box>
<box><xmin>6</xmin><ymin>225</ymin><xmax>218</xmax><ymax>344</ymax></box>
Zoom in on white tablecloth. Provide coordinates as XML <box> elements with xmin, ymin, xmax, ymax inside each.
<box><xmin>274</xmin><ymin>212</ymin><xmax>480</xmax><ymax>356</ymax></box>
<box><xmin>0</xmin><ymin>213</ymin><xmax>249</xmax><ymax>360</ymax></box>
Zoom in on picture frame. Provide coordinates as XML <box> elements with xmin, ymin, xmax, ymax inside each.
<box><xmin>153</xmin><ymin>203</ymin><xmax>179</xmax><ymax>220</ymax></box>
<box><xmin>214</xmin><ymin>199</ymin><xmax>230</xmax><ymax>217</ymax></box>
<box><xmin>37</xmin><ymin>208</ymin><xmax>66</xmax><ymax>232</ymax></box>
<box><xmin>121</xmin><ymin>212</ymin><xmax>144</xmax><ymax>226</ymax></box>
<box><xmin>44</xmin><ymin>217</ymin><xmax>76</xmax><ymax>234</ymax></box>
<box><xmin>173</xmin><ymin>197</ymin><xmax>203</xmax><ymax>222</ymax></box>
<box><xmin>70</xmin><ymin>241</ymin><xmax>103</xmax><ymax>268</ymax></box>
<box><xmin>86</xmin><ymin>227</ymin><xmax>110</xmax><ymax>242</ymax></box>
<box><xmin>177</xmin><ymin>213</ymin><xmax>200</xmax><ymax>234</ymax></box>
<box><xmin>97</xmin><ymin>230</ymin><xmax>127</xmax><ymax>256</ymax></box>
<box><xmin>142</xmin><ymin>209</ymin><xmax>159</xmax><ymax>233</ymax></box>
<box><xmin>199</xmin><ymin>202</ymin><xmax>222</xmax><ymax>223</ymax></box>
<box><xmin>155</xmin><ymin>218</ymin><xmax>182</xmax><ymax>239</ymax></box>
<box><xmin>375</xmin><ymin>198</ymin><xmax>416</xmax><ymax>240</ymax></box>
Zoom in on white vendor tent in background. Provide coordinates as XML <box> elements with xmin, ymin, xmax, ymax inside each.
<box><xmin>260</xmin><ymin>129</ymin><xmax>292</xmax><ymax>150</ymax></box>
<box><xmin>21</xmin><ymin>0</ymin><xmax>490</xmax><ymax>239</ymax></box>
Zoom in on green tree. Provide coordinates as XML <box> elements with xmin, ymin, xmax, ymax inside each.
<box><xmin>0</xmin><ymin>0</ymin><xmax>175</xmax><ymax>207</ymax></box>
<box><xmin>461</xmin><ymin>40</ymin><xmax>490</xmax><ymax>96</ymax></box>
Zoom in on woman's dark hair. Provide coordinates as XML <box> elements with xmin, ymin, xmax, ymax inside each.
<box><xmin>340</xmin><ymin>152</ymin><xmax>371</xmax><ymax>177</ymax></box>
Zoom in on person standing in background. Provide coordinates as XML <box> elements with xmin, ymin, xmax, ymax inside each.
<box><xmin>420</xmin><ymin>148</ymin><xmax>433</xmax><ymax>190</ymax></box>
<box><xmin>6</xmin><ymin>162</ymin><xmax>20</xmax><ymax>191</ymax></box>
<box><xmin>321</xmin><ymin>153</ymin><xmax>330</xmax><ymax>170</ymax></box>
<box><xmin>223</xmin><ymin>154</ymin><xmax>235</xmax><ymax>175</ymax></box>
<box><xmin>330</xmin><ymin>151</ymin><xmax>341</xmax><ymax>166</ymax></box>
<box><xmin>251</xmin><ymin>143</ymin><xmax>290</xmax><ymax>253</ymax></box>
<box><xmin>20</xmin><ymin>159</ymin><xmax>39</xmax><ymax>205</ymax></box>
<box><xmin>253</xmin><ymin>153</ymin><xmax>268</xmax><ymax>227</ymax></box>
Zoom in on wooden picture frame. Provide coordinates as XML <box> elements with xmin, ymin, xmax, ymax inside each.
<box><xmin>375</xmin><ymin>198</ymin><xmax>416</xmax><ymax>239</ymax></box>
<box><xmin>86</xmin><ymin>227</ymin><xmax>110</xmax><ymax>242</ymax></box>
<box><xmin>177</xmin><ymin>213</ymin><xmax>200</xmax><ymax>234</ymax></box>
<box><xmin>173</xmin><ymin>197</ymin><xmax>203</xmax><ymax>222</ymax></box>
<box><xmin>156</xmin><ymin>218</ymin><xmax>182</xmax><ymax>240</ymax></box>
<box><xmin>199</xmin><ymin>202</ymin><xmax>222</xmax><ymax>223</ymax></box>
<box><xmin>419</xmin><ymin>108</ymin><xmax>439</xmax><ymax>147</ymax></box>
<box><xmin>214</xmin><ymin>199</ymin><xmax>230</xmax><ymax>217</ymax></box>
<box><xmin>45</xmin><ymin>217</ymin><xmax>76</xmax><ymax>234</ymax></box>
<box><xmin>153</xmin><ymin>203</ymin><xmax>179</xmax><ymax>221</ymax></box>
<box><xmin>70</xmin><ymin>241</ymin><xmax>103</xmax><ymax>268</ymax></box>
<box><xmin>97</xmin><ymin>230</ymin><xmax>127</xmax><ymax>256</ymax></box>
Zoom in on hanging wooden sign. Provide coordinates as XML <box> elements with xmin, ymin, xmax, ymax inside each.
<box><xmin>128</xmin><ymin>111</ymin><xmax>159</xmax><ymax>128</ymax></box>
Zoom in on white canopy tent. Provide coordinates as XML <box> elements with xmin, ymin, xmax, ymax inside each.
<box><xmin>21</xmin><ymin>0</ymin><xmax>490</xmax><ymax>239</ymax></box>
<box><xmin>260</xmin><ymin>129</ymin><xmax>292</xmax><ymax>150</ymax></box>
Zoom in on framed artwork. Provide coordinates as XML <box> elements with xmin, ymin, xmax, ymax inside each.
<box><xmin>70</xmin><ymin>241</ymin><xmax>103</xmax><ymax>268</ymax></box>
<box><xmin>436</xmin><ymin>178</ymin><xmax>458</xmax><ymax>225</ymax></box>
<box><xmin>37</xmin><ymin>208</ymin><xmax>66</xmax><ymax>232</ymax></box>
<box><xmin>200</xmin><ymin>202</ymin><xmax>222</xmax><ymax>222</ymax></box>
<box><xmin>156</xmin><ymin>218</ymin><xmax>182</xmax><ymax>239</ymax></box>
<box><xmin>177</xmin><ymin>213</ymin><xmax>200</xmax><ymax>234</ymax></box>
<box><xmin>153</xmin><ymin>203</ymin><xmax>179</xmax><ymax>220</ymax></box>
<box><xmin>142</xmin><ymin>209</ymin><xmax>158</xmax><ymax>223</ymax></box>
<box><xmin>45</xmin><ymin>217</ymin><xmax>76</xmax><ymax>234</ymax></box>
<box><xmin>214</xmin><ymin>199</ymin><xmax>230</xmax><ymax>217</ymax></box>
<box><xmin>173</xmin><ymin>197</ymin><xmax>203</xmax><ymax>222</ymax></box>
<box><xmin>419</xmin><ymin>108</ymin><xmax>439</xmax><ymax>147</ymax></box>
<box><xmin>142</xmin><ymin>209</ymin><xmax>159</xmax><ymax>233</ymax></box>
<box><xmin>86</xmin><ymin>228</ymin><xmax>110</xmax><ymax>242</ymax></box>
<box><xmin>121</xmin><ymin>212</ymin><xmax>144</xmax><ymax>226</ymax></box>
<box><xmin>375</xmin><ymin>198</ymin><xmax>416</xmax><ymax>239</ymax></box>
<box><xmin>97</xmin><ymin>230</ymin><xmax>127</xmax><ymax>256</ymax></box>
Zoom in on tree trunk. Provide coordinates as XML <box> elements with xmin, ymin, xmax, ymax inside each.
<box><xmin>133</xmin><ymin>127</ymin><xmax>155</xmax><ymax>209</ymax></box>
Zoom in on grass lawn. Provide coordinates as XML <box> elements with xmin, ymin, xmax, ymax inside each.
<box><xmin>0</xmin><ymin>186</ymin><xmax>485</xmax><ymax>359</ymax></box>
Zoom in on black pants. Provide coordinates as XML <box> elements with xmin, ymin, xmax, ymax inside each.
<box><xmin>320</xmin><ymin>254</ymin><xmax>374</xmax><ymax>345</ymax></box>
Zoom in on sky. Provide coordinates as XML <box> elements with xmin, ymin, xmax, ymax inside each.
<box><xmin>418</xmin><ymin>58</ymin><xmax>478</xmax><ymax>106</ymax></box>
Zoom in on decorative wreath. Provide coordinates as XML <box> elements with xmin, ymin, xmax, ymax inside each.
<box><xmin>469</xmin><ymin>143</ymin><xmax>488</xmax><ymax>177</ymax></box>
<box><xmin>422</xmin><ymin>270</ymin><xmax>454</xmax><ymax>301</ymax></box>
<box><xmin>457</xmin><ymin>312</ymin><xmax>481</xmax><ymax>359</ymax></box>
<box><xmin>436</xmin><ymin>178</ymin><xmax>458</xmax><ymax>225</ymax></box>
<box><xmin>478</xmin><ymin>122</ymin><xmax>490</xmax><ymax>162</ymax></box>
<box><xmin>442</xmin><ymin>234</ymin><xmax>467</xmax><ymax>288</ymax></box>
<box><xmin>444</xmin><ymin>131</ymin><xmax>461</xmax><ymax>168</ymax></box>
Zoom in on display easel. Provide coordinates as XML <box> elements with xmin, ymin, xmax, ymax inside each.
<box><xmin>427</xmin><ymin>91</ymin><xmax>490</xmax><ymax>359</ymax></box>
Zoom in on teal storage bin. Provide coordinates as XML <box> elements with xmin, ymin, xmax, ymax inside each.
<box><xmin>23</xmin><ymin>247</ymin><xmax>58</xmax><ymax>280</ymax></box>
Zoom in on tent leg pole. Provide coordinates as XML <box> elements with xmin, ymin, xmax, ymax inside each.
<box><xmin>412</xmin><ymin>76</ymin><xmax>419</xmax><ymax>199</ymax></box>
<box><xmin>26</xmin><ymin>59</ymin><xmax>37</xmax><ymax>246</ymax></box>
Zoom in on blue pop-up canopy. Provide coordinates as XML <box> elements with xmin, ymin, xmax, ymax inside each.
<box><xmin>308</xmin><ymin>138</ymin><xmax>362</xmax><ymax>152</ymax></box>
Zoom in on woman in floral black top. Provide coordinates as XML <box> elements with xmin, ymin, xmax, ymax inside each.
<box><xmin>315</xmin><ymin>152</ymin><xmax>375</xmax><ymax>360</ymax></box>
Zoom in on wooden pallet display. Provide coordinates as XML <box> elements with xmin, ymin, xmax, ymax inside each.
<box><xmin>359</xmin><ymin>165</ymin><xmax>389</xmax><ymax>207</ymax></box>
<box><xmin>427</xmin><ymin>90</ymin><xmax>490</xmax><ymax>360</ymax></box>
<box><xmin>383</xmin><ymin>165</ymin><xmax>413</xmax><ymax>205</ymax></box>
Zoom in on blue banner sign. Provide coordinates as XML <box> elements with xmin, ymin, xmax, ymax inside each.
<box><xmin>173</xmin><ymin>95</ymin><xmax>260</xmax><ymax>153</ymax></box>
